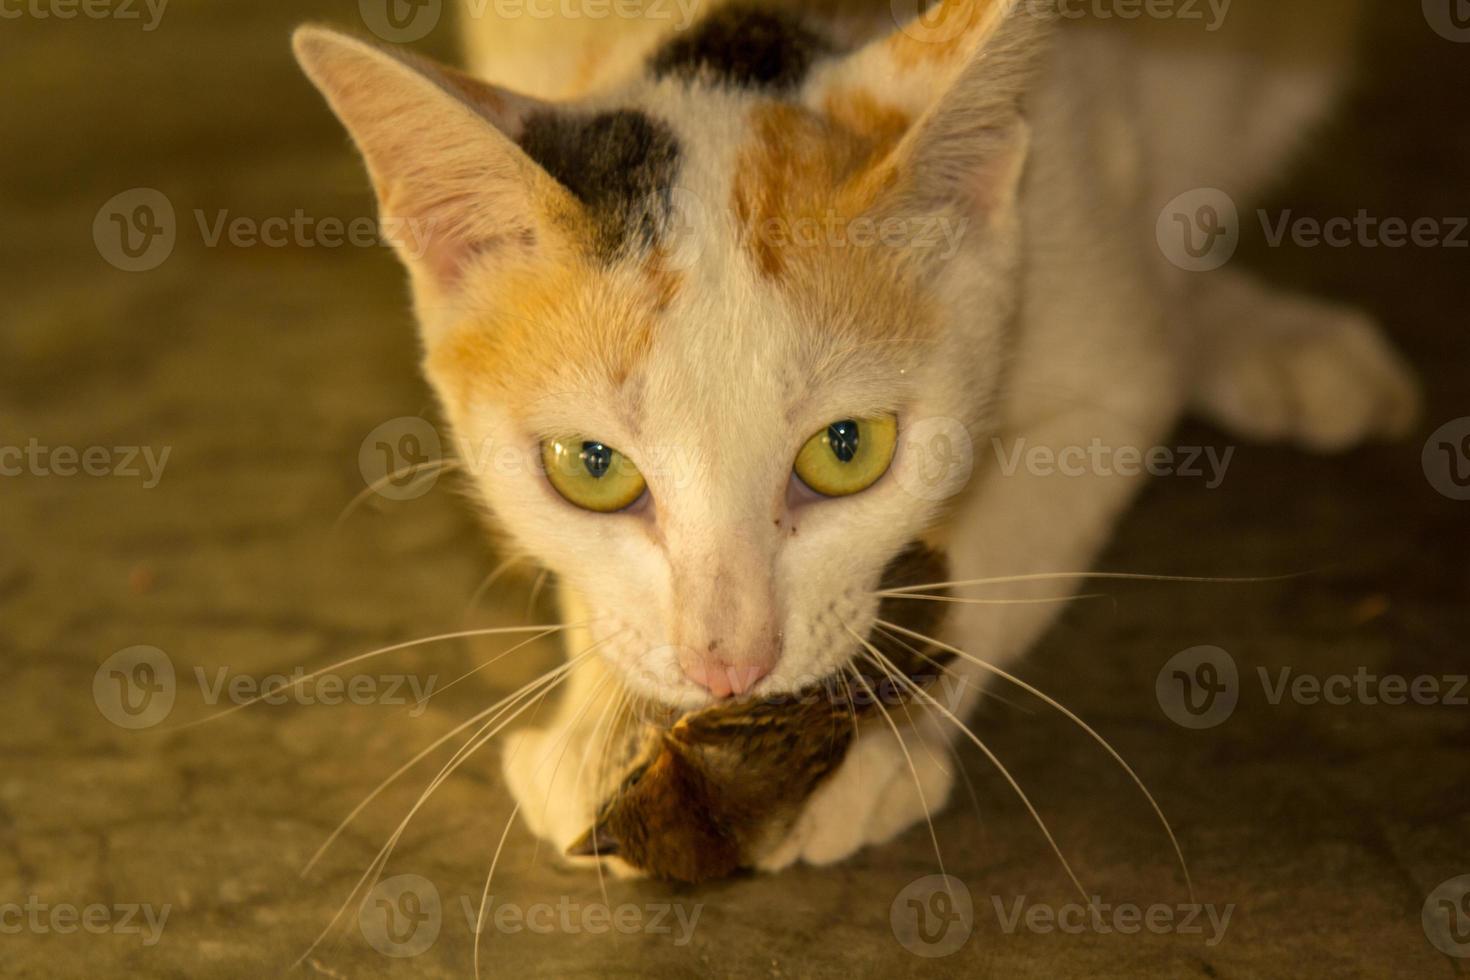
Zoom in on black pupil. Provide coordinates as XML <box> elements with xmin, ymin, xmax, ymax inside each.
<box><xmin>827</xmin><ymin>420</ymin><xmax>860</xmax><ymax>463</ymax></box>
<box><xmin>581</xmin><ymin>442</ymin><xmax>612</xmax><ymax>479</ymax></box>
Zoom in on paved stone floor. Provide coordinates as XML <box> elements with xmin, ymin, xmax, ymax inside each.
<box><xmin>2</xmin><ymin>1</ymin><xmax>1466</xmax><ymax>976</ymax></box>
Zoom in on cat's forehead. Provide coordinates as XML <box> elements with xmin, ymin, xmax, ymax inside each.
<box><xmin>433</xmin><ymin>7</ymin><xmax>941</xmax><ymax>432</ymax></box>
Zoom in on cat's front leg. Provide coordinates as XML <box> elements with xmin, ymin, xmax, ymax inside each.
<box><xmin>500</xmin><ymin>646</ymin><xmax>622</xmax><ymax>861</ymax></box>
<box><xmin>766</xmin><ymin>330</ymin><xmax>1184</xmax><ymax>868</ymax></box>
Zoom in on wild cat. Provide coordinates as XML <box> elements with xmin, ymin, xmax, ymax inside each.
<box><xmin>293</xmin><ymin>0</ymin><xmax>1419</xmax><ymax>874</ymax></box>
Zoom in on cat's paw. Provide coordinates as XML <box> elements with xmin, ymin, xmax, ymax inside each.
<box><xmin>502</xmin><ymin>725</ymin><xmax>601</xmax><ymax>859</ymax></box>
<box><xmin>757</xmin><ymin>727</ymin><xmax>955</xmax><ymax>871</ymax></box>
<box><xmin>1190</xmin><ymin>275</ymin><xmax>1421</xmax><ymax>452</ymax></box>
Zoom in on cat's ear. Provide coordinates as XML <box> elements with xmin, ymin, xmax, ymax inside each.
<box><xmin>820</xmin><ymin>0</ymin><xmax>1052</xmax><ymax>223</ymax></box>
<box><xmin>292</xmin><ymin>26</ymin><xmax>579</xmax><ymax>298</ymax></box>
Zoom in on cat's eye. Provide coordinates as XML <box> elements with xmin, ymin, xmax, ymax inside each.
<box><xmin>793</xmin><ymin>415</ymin><xmax>898</xmax><ymax>497</ymax></box>
<box><xmin>542</xmin><ymin>438</ymin><xmax>646</xmax><ymax>512</ymax></box>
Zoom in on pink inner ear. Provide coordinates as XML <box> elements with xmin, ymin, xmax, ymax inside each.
<box><xmin>295</xmin><ymin>29</ymin><xmax>556</xmax><ymax>294</ymax></box>
<box><xmin>427</xmin><ymin>63</ymin><xmax>545</xmax><ymax>140</ymax></box>
<box><xmin>420</xmin><ymin>229</ymin><xmax>537</xmax><ymax>292</ymax></box>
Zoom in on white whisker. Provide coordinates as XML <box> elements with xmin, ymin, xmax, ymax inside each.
<box><xmin>870</xmin><ymin>591</ymin><xmax>1107</xmax><ymax>607</ymax></box>
<box><xmin>843</xmin><ymin>659</ymin><xmax>948</xmax><ymax>884</ymax></box>
<box><xmin>173</xmin><ymin>623</ymin><xmax>576</xmax><ymax>731</ymax></box>
<box><xmin>877</xmin><ymin>617</ymin><xmax>1194</xmax><ymax>902</ymax></box>
<box><xmin>301</xmin><ymin>640</ymin><xmax>596</xmax><ymax>876</ymax></box>
<box><xmin>474</xmin><ymin>801</ymin><xmax>520</xmax><ymax>980</ymax></box>
<box><xmin>460</xmin><ymin>553</ymin><xmax>529</xmax><ymax>624</ymax></box>
<box><xmin>411</xmin><ymin>626</ymin><xmax>562</xmax><ymax>709</ymax></box>
<box><xmin>848</xmin><ymin>626</ymin><xmax>1091</xmax><ymax>904</ymax></box>
<box><xmin>878</xmin><ymin>570</ymin><xmax>1306</xmax><ymax>596</ymax></box>
<box><xmin>333</xmin><ymin>458</ymin><xmax>460</xmax><ymax>529</ymax></box>
<box><xmin>294</xmin><ymin>639</ymin><xmax>607</xmax><ymax>967</ymax></box>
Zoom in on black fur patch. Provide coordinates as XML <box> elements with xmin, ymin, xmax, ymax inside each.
<box><xmin>648</xmin><ymin>5</ymin><xmax>831</xmax><ymax>92</ymax></box>
<box><xmin>518</xmin><ymin>109</ymin><xmax>681</xmax><ymax>259</ymax></box>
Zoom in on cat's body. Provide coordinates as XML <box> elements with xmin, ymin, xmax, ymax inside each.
<box><xmin>296</xmin><ymin>0</ymin><xmax>1418</xmax><ymax>873</ymax></box>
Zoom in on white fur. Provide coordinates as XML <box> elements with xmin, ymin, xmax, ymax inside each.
<box><xmin>298</xmin><ymin>0</ymin><xmax>1421</xmax><ymax>871</ymax></box>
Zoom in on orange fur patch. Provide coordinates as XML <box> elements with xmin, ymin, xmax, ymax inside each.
<box><xmin>730</xmin><ymin>101</ymin><xmax>908</xmax><ymax>281</ymax></box>
<box><xmin>430</xmin><ymin>253</ymin><xmax>676</xmax><ymax>418</ymax></box>
<box><xmin>822</xmin><ymin>87</ymin><xmax>912</xmax><ymax>147</ymax></box>
<box><xmin>728</xmin><ymin>101</ymin><xmax>939</xmax><ymax>359</ymax></box>
<box><xmin>887</xmin><ymin>0</ymin><xmax>997</xmax><ymax>70</ymax></box>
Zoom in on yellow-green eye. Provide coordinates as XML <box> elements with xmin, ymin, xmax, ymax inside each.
<box><xmin>793</xmin><ymin>415</ymin><xmax>898</xmax><ymax>497</ymax></box>
<box><xmin>542</xmin><ymin>438</ymin><xmax>646</xmax><ymax>513</ymax></box>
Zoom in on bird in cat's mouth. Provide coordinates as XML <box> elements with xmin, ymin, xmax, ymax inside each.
<box><xmin>565</xmin><ymin>541</ymin><xmax>953</xmax><ymax>882</ymax></box>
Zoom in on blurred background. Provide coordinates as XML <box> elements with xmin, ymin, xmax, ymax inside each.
<box><xmin>1</xmin><ymin>0</ymin><xmax>1466</xmax><ymax>976</ymax></box>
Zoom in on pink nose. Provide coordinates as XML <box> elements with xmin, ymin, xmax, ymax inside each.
<box><xmin>678</xmin><ymin>652</ymin><xmax>773</xmax><ymax>698</ymax></box>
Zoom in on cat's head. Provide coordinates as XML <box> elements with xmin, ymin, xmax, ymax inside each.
<box><xmin>295</xmin><ymin>1</ymin><xmax>1050</xmax><ymax>708</ymax></box>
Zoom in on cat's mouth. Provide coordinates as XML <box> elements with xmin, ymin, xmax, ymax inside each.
<box><xmin>569</xmin><ymin>541</ymin><xmax>955</xmax><ymax>879</ymax></box>
<box><xmin>629</xmin><ymin>540</ymin><xmax>953</xmax><ymax>725</ymax></box>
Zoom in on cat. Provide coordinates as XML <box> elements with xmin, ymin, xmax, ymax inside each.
<box><xmin>293</xmin><ymin>0</ymin><xmax>1420</xmax><ymax>873</ymax></box>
